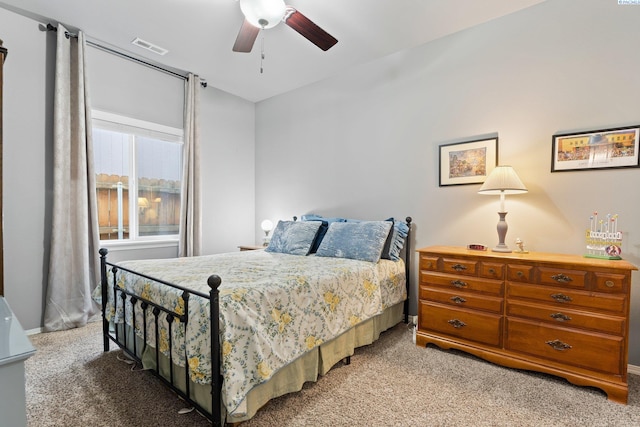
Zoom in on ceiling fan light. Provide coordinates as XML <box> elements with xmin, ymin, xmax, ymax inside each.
<box><xmin>240</xmin><ymin>0</ymin><xmax>286</xmax><ymax>29</ymax></box>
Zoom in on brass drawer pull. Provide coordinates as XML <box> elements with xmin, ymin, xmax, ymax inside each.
<box><xmin>451</xmin><ymin>280</ymin><xmax>468</xmax><ymax>288</ymax></box>
<box><xmin>550</xmin><ymin>293</ymin><xmax>573</xmax><ymax>303</ymax></box>
<box><xmin>551</xmin><ymin>273</ymin><xmax>573</xmax><ymax>283</ymax></box>
<box><xmin>550</xmin><ymin>312</ymin><xmax>572</xmax><ymax>322</ymax></box>
<box><xmin>605</xmin><ymin>280</ymin><xmax>615</xmax><ymax>288</ymax></box>
<box><xmin>448</xmin><ymin>319</ymin><xmax>466</xmax><ymax>329</ymax></box>
<box><xmin>546</xmin><ymin>339</ymin><xmax>572</xmax><ymax>351</ymax></box>
<box><xmin>451</xmin><ymin>264</ymin><xmax>467</xmax><ymax>272</ymax></box>
<box><xmin>450</xmin><ymin>296</ymin><xmax>467</xmax><ymax>304</ymax></box>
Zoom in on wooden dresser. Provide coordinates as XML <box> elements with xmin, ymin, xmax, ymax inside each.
<box><xmin>416</xmin><ymin>245</ymin><xmax>637</xmax><ymax>403</ymax></box>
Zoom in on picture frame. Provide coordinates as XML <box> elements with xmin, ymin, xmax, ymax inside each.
<box><xmin>551</xmin><ymin>125</ymin><xmax>640</xmax><ymax>172</ymax></box>
<box><xmin>439</xmin><ymin>137</ymin><xmax>498</xmax><ymax>186</ymax></box>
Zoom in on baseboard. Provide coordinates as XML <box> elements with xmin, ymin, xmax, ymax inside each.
<box><xmin>628</xmin><ymin>364</ymin><xmax>640</xmax><ymax>376</ymax></box>
<box><xmin>26</xmin><ymin>327</ymin><xmax>43</xmax><ymax>336</ymax></box>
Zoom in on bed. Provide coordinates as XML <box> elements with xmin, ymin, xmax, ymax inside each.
<box><xmin>98</xmin><ymin>216</ymin><xmax>412</xmax><ymax>426</ymax></box>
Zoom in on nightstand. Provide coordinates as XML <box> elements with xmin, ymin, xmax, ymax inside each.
<box><xmin>238</xmin><ymin>245</ymin><xmax>265</xmax><ymax>251</ymax></box>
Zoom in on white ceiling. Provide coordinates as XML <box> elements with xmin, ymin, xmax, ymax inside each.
<box><xmin>0</xmin><ymin>0</ymin><xmax>546</xmax><ymax>102</ymax></box>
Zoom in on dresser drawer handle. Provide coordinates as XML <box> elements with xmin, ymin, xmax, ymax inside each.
<box><xmin>605</xmin><ymin>280</ymin><xmax>615</xmax><ymax>288</ymax></box>
<box><xmin>550</xmin><ymin>293</ymin><xmax>573</xmax><ymax>303</ymax></box>
<box><xmin>448</xmin><ymin>319</ymin><xmax>466</xmax><ymax>329</ymax></box>
<box><xmin>546</xmin><ymin>339</ymin><xmax>572</xmax><ymax>351</ymax></box>
<box><xmin>550</xmin><ymin>312</ymin><xmax>572</xmax><ymax>322</ymax></box>
<box><xmin>516</xmin><ymin>271</ymin><xmax>524</xmax><ymax>277</ymax></box>
<box><xmin>451</xmin><ymin>264</ymin><xmax>467</xmax><ymax>272</ymax></box>
<box><xmin>488</xmin><ymin>268</ymin><xmax>496</xmax><ymax>274</ymax></box>
<box><xmin>551</xmin><ymin>273</ymin><xmax>573</xmax><ymax>283</ymax></box>
<box><xmin>451</xmin><ymin>280</ymin><xmax>468</xmax><ymax>288</ymax></box>
<box><xmin>450</xmin><ymin>296</ymin><xmax>467</xmax><ymax>304</ymax></box>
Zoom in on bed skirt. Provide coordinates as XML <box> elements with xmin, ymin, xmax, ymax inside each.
<box><xmin>116</xmin><ymin>301</ymin><xmax>404</xmax><ymax>423</ymax></box>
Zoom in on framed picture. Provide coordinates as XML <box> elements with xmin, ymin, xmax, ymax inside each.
<box><xmin>551</xmin><ymin>125</ymin><xmax>640</xmax><ymax>172</ymax></box>
<box><xmin>439</xmin><ymin>137</ymin><xmax>498</xmax><ymax>186</ymax></box>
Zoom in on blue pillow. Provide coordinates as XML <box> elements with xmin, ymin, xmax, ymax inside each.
<box><xmin>343</xmin><ymin>216</ymin><xmax>408</xmax><ymax>261</ymax></box>
<box><xmin>381</xmin><ymin>219</ymin><xmax>409</xmax><ymax>261</ymax></box>
<box><xmin>265</xmin><ymin>220</ymin><xmax>322</xmax><ymax>256</ymax></box>
<box><xmin>300</xmin><ymin>214</ymin><xmax>347</xmax><ymax>253</ymax></box>
<box><xmin>315</xmin><ymin>221</ymin><xmax>392</xmax><ymax>262</ymax></box>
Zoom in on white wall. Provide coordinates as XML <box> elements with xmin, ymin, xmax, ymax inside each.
<box><xmin>0</xmin><ymin>7</ymin><xmax>256</xmax><ymax>329</ymax></box>
<box><xmin>88</xmin><ymin>47</ymin><xmax>185</xmax><ymax>129</ymax></box>
<box><xmin>199</xmin><ymin>86</ymin><xmax>256</xmax><ymax>255</ymax></box>
<box><xmin>1</xmin><ymin>7</ymin><xmax>51</xmax><ymax>332</ymax></box>
<box><xmin>255</xmin><ymin>0</ymin><xmax>640</xmax><ymax>363</ymax></box>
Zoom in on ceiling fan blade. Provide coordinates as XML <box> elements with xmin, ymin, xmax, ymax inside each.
<box><xmin>232</xmin><ymin>19</ymin><xmax>260</xmax><ymax>52</ymax></box>
<box><xmin>283</xmin><ymin>7</ymin><xmax>337</xmax><ymax>51</ymax></box>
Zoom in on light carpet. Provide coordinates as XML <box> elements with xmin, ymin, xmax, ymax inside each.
<box><xmin>25</xmin><ymin>322</ymin><xmax>640</xmax><ymax>426</ymax></box>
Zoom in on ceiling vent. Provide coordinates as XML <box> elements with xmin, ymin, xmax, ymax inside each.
<box><xmin>131</xmin><ymin>37</ymin><xmax>168</xmax><ymax>56</ymax></box>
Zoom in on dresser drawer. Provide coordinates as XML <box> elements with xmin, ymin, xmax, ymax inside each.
<box><xmin>506</xmin><ymin>318</ymin><xmax>624</xmax><ymax>375</ymax></box>
<box><xmin>419</xmin><ymin>254</ymin><xmax>439</xmax><ymax>271</ymax></box>
<box><xmin>420</xmin><ymin>286</ymin><xmax>503</xmax><ymax>314</ymax></box>
<box><xmin>507</xmin><ymin>283</ymin><xmax>626</xmax><ymax>315</ymax></box>
<box><xmin>507</xmin><ymin>264</ymin><xmax>535</xmax><ymax>282</ymax></box>
<box><xmin>479</xmin><ymin>262</ymin><xmax>504</xmax><ymax>280</ymax></box>
<box><xmin>419</xmin><ymin>301</ymin><xmax>502</xmax><ymax>347</ymax></box>
<box><xmin>506</xmin><ymin>300</ymin><xmax>626</xmax><ymax>335</ymax></box>
<box><xmin>441</xmin><ymin>258</ymin><xmax>478</xmax><ymax>276</ymax></box>
<box><xmin>593</xmin><ymin>272</ymin><xmax>628</xmax><ymax>293</ymax></box>
<box><xmin>538</xmin><ymin>267</ymin><xmax>587</xmax><ymax>289</ymax></box>
<box><xmin>421</xmin><ymin>272</ymin><xmax>503</xmax><ymax>295</ymax></box>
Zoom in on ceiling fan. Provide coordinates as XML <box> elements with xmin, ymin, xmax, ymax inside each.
<box><xmin>232</xmin><ymin>0</ymin><xmax>338</xmax><ymax>53</ymax></box>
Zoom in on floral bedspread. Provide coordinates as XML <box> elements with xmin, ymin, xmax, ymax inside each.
<box><xmin>101</xmin><ymin>250</ymin><xmax>406</xmax><ymax>416</ymax></box>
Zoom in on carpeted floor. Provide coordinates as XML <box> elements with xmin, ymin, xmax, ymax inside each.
<box><xmin>25</xmin><ymin>321</ymin><xmax>640</xmax><ymax>426</ymax></box>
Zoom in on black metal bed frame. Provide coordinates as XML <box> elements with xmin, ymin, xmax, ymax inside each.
<box><xmin>99</xmin><ymin>216</ymin><xmax>412</xmax><ymax>426</ymax></box>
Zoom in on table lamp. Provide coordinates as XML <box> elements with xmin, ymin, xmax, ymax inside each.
<box><xmin>478</xmin><ymin>165</ymin><xmax>527</xmax><ymax>252</ymax></box>
<box><xmin>261</xmin><ymin>219</ymin><xmax>274</xmax><ymax>246</ymax></box>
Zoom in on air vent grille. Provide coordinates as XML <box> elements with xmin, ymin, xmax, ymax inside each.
<box><xmin>131</xmin><ymin>37</ymin><xmax>168</xmax><ymax>56</ymax></box>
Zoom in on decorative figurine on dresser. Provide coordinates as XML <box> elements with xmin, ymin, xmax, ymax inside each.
<box><xmin>416</xmin><ymin>245</ymin><xmax>637</xmax><ymax>404</ymax></box>
<box><xmin>586</xmin><ymin>211</ymin><xmax>623</xmax><ymax>259</ymax></box>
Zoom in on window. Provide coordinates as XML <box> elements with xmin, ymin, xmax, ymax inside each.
<box><xmin>93</xmin><ymin>111</ymin><xmax>183</xmax><ymax>243</ymax></box>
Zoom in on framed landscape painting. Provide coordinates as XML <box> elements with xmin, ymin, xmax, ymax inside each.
<box><xmin>439</xmin><ymin>137</ymin><xmax>498</xmax><ymax>186</ymax></box>
<box><xmin>551</xmin><ymin>125</ymin><xmax>640</xmax><ymax>172</ymax></box>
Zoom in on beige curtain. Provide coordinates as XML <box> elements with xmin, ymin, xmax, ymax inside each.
<box><xmin>44</xmin><ymin>24</ymin><xmax>100</xmax><ymax>331</ymax></box>
<box><xmin>178</xmin><ymin>73</ymin><xmax>202</xmax><ymax>257</ymax></box>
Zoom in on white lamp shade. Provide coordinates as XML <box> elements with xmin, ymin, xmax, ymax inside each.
<box><xmin>478</xmin><ymin>165</ymin><xmax>528</xmax><ymax>195</ymax></box>
<box><xmin>261</xmin><ymin>219</ymin><xmax>274</xmax><ymax>232</ymax></box>
<box><xmin>240</xmin><ymin>0</ymin><xmax>286</xmax><ymax>29</ymax></box>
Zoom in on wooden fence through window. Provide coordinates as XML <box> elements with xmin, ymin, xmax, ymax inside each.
<box><xmin>96</xmin><ymin>174</ymin><xmax>180</xmax><ymax>240</ymax></box>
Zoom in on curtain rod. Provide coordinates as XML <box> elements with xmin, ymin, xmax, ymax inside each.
<box><xmin>45</xmin><ymin>23</ymin><xmax>207</xmax><ymax>88</ymax></box>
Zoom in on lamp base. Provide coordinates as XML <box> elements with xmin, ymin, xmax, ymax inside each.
<box><xmin>492</xmin><ymin>211</ymin><xmax>511</xmax><ymax>253</ymax></box>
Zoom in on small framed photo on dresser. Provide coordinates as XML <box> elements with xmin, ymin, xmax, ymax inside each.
<box><xmin>551</xmin><ymin>125</ymin><xmax>640</xmax><ymax>172</ymax></box>
<box><xmin>439</xmin><ymin>137</ymin><xmax>498</xmax><ymax>186</ymax></box>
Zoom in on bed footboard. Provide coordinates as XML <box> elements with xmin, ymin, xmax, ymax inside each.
<box><xmin>99</xmin><ymin>248</ymin><xmax>223</xmax><ymax>426</ymax></box>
